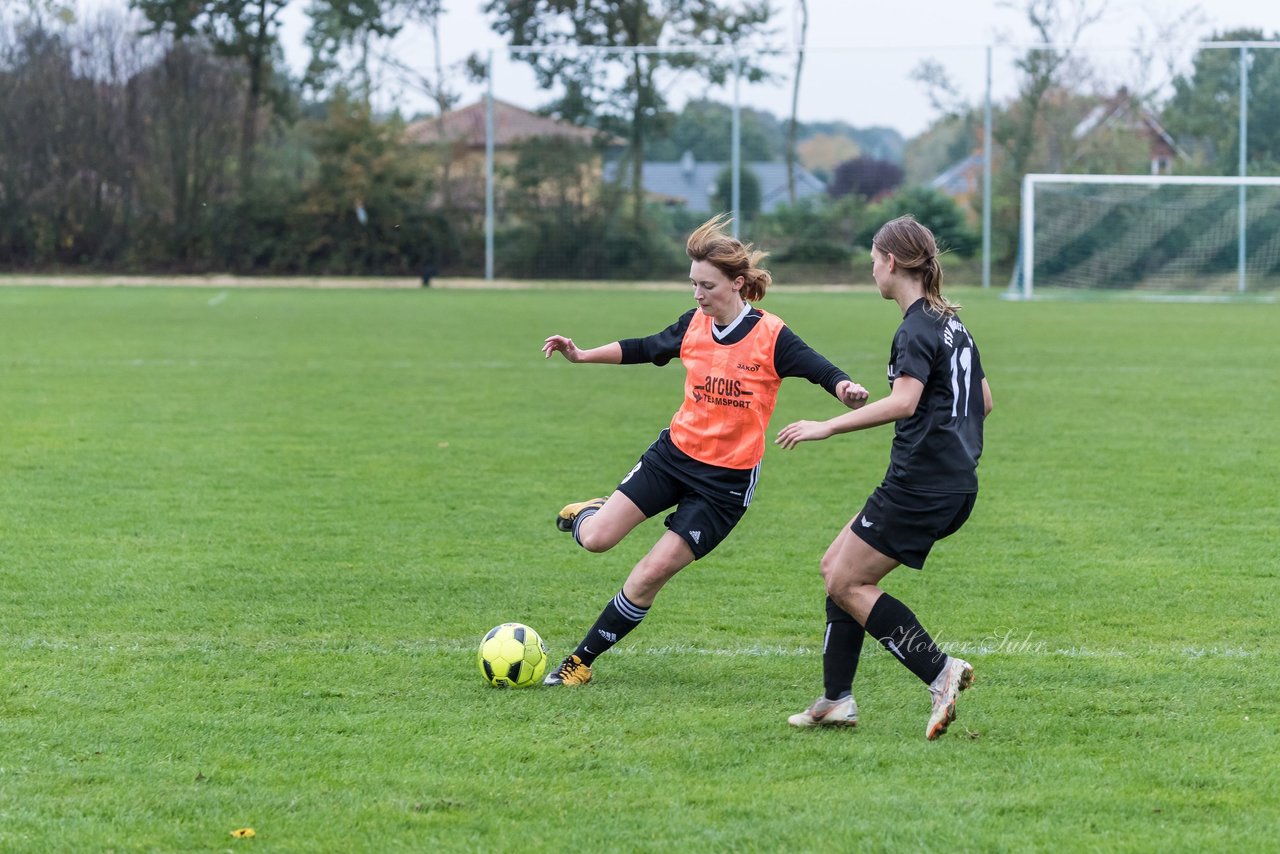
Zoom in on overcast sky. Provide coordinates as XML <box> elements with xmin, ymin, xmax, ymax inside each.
<box><xmin>80</xmin><ymin>1</ymin><xmax>1280</xmax><ymax>137</ymax></box>
<box><xmin>295</xmin><ymin>0</ymin><xmax>1280</xmax><ymax>137</ymax></box>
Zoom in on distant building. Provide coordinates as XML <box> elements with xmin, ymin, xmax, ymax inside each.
<box><xmin>928</xmin><ymin>152</ymin><xmax>984</xmax><ymax>211</ymax></box>
<box><xmin>929</xmin><ymin>88</ymin><xmax>1185</xmax><ymax>209</ymax></box>
<box><xmin>1071</xmin><ymin>87</ymin><xmax>1184</xmax><ymax>175</ymax></box>
<box><xmin>404</xmin><ymin>99</ymin><xmax>621</xmax><ymax>214</ymax></box>
<box><xmin>404</xmin><ymin>98</ymin><xmax>607</xmax><ymax>150</ymax></box>
<box><xmin>604</xmin><ymin>151</ymin><xmax>827</xmax><ymax>213</ymax></box>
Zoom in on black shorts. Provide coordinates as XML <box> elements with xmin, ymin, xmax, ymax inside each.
<box><xmin>614</xmin><ymin>430</ymin><xmax>757</xmax><ymax>560</ymax></box>
<box><xmin>850</xmin><ymin>481</ymin><xmax>976</xmax><ymax>569</ymax></box>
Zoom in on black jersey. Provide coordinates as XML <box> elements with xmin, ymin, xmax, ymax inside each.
<box><xmin>617</xmin><ymin>307</ymin><xmax>850</xmax><ymax>396</ymax></box>
<box><xmin>884</xmin><ymin>298</ymin><xmax>985</xmax><ymax>493</ymax></box>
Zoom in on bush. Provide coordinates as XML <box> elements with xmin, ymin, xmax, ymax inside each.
<box><xmin>496</xmin><ymin>190</ymin><xmax>682</xmax><ymax>280</ymax></box>
<box><xmin>858</xmin><ymin>186</ymin><xmax>979</xmax><ymax>257</ymax></box>
<box><xmin>829</xmin><ymin>156</ymin><xmax>904</xmax><ymax>200</ymax></box>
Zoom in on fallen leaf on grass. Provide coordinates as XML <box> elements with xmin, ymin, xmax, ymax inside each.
<box><xmin>230</xmin><ymin>828</ymin><xmax>256</xmax><ymax>838</ymax></box>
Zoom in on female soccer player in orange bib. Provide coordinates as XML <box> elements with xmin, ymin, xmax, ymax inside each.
<box><xmin>540</xmin><ymin>214</ymin><xmax>869</xmax><ymax>686</ymax></box>
<box><xmin>776</xmin><ymin>215</ymin><xmax>993</xmax><ymax>740</ymax></box>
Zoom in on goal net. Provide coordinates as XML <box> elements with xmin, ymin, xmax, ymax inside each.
<box><xmin>1014</xmin><ymin>174</ymin><xmax>1280</xmax><ymax>299</ymax></box>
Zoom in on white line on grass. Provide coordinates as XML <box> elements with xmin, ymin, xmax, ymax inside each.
<box><xmin>7</xmin><ymin>637</ymin><xmax>1254</xmax><ymax>659</ymax></box>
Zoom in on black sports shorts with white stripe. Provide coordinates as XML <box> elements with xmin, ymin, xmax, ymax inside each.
<box><xmin>851</xmin><ymin>480</ymin><xmax>977</xmax><ymax>570</ymax></box>
<box><xmin>615</xmin><ymin>429</ymin><xmax>756</xmax><ymax>560</ymax></box>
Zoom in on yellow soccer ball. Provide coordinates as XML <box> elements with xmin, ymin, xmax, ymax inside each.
<box><xmin>477</xmin><ymin>622</ymin><xmax>548</xmax><ymax>688</ymax></box>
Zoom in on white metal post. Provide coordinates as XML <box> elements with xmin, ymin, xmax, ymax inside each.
<box><xmin>982</xmin><ymin>46</ymin><xmax>993</xmax><ymax>289</ymax></box>
<box><xmin>731</xmin><ymin>53</ymin><xmax>741</xmax><ymax>238</ymax></box>
<box><xmin>1238</xmin><ymin>46</ymin><xmax>1249</xmax><ymax>294</ymax></box>
<box><xmin>1021</xmin><ymin>174</ymin><xmax>1034</xmax><ymax>299</ymax></box>
<box><xmin>484</xmin><ymin>51</ymin><xmax>495</xmax><ymax>281</ymax></box>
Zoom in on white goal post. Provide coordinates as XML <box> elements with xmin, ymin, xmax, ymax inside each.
<box><xmin>1017</xmin><ymin>173</ymin><xmax>1280</xmax><ymax>299</ymax></box>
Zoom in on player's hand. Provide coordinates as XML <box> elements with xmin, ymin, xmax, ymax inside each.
<box><xmin>836</xmin><ymin>380</ymin><xmax>869</xmax><ymax>410</ymax></box>
<box><xmin>775</xmin><ymin>420</ymin><xmax>834</xmax><ymax>450</ymax></box>
<box><xmin>542</xmin><ymin>334</ymin><xmax>580</xmax><ymax>362</ymax></box>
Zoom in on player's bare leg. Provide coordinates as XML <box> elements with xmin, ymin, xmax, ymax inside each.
<box><xmin>621</xmin><ymin>530</ymin><xmax>695</xmax><ymax>606</ymax></box>
<box><xmin>558</xmin><ymin>490</ymin><xmax>646</xmax><ymax>553</ymax></box>
<box><xmin>545</xmin><ymin>531</ymin><xmax>694</xmax><ymax>686</ymax></box>
<box><xmin>816</xmin><ymin>517</ymin><xmax>973</xmax><ymax>740</ymax></box>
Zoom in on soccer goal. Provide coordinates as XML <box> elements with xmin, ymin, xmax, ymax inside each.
<box><xmin>1014</xmin><ymin>173</ymin><xmax>1280</xmax><ymax>300</ymax></box>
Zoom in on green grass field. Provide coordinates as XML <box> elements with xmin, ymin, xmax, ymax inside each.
<box><xmin>1</xmin><ymin>283</ymin><xmax>1277</xmax><ymax>851</ymax></box>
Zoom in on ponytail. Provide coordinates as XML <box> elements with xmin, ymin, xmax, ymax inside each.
<box><xmin>872</xmin><ymin>216</ymin><xmax>959</xmax><ymax>316</ymax></box>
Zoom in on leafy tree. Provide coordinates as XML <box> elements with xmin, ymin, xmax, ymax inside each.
<box><xmin>645</xmin><ymin>99</ymin><xmax>779</xmax><ymax>162</ymax></box>
<box><xmin>859</xmin><ymin>186</ymin><xmax>978</xmax><ymax>257</ymax></box>
<box><xmin>132</xmin><ymin>0</ymin><xmax>291</xmax><ymax>192</ymax></box>
<box><xmin>303</xmin><ymin>0</ymin><xmax>462</xmax><ymax>110</ymax></box>
<box><xmin>303</xmin><ymin>0</ymin><xmax>401</xmax><ymax>102</ymax></box>
<box><xmin>995</xmin><ymin>0</ymin><xmax>1104</xmax><ymax>181</ymax></box>
<box><xmin>802</xmin><ymin>121</ymin><xmax>903</xmax><ymax>163</ymax></box>
<box><xmin>756</xmin><ymin>194</ymin><xmax>865</xmax><ymax>267</ymax></box>
<box><xmin>136</xmin><ymin>41</ymin><xmax>247</xmax><ymax>266</ymax></box>
<box><xmin>499</xmin><ymin>138</ymin><xmax>677</xmax><ymax>279</ymax></box>
<box><xmin>2</xmin><ymin>0</ymin><xmax>74</xmax><ymax>26</ymax></box>
<box><xmin>795</xmin><ymin>132</ymin><xmax>860</xmax><ymax>183</ymax></box>
<box><xmin>829</xmin><ymin>156</ymin><xmax>904</xmax><ymax>200</ymax></box>
<box><xmin>484</xmin><ymin>0</ymin><xmax>774</xmax><ymax>224</ymax></box>
<box><xmin>1162</xmin><ymin>30</ymin><xmax>1280</xmax><ymax>174</ymax></box>
<box><xmin>1</xmin><ymin>13</ymin><xmax>185</xmax><ymax>267</ymax></box>
<box><xmin>711</xmin><ymin>165</ymin><xmax>761</xmax><ymax>221</ymax></box>
<box><xmin>503</xmin><ymin>136</ymin><xmax>599</xmax><ymax>219</ymax></box>
<box><xmin>0</xmin><ymin>22</ymin><xmax>110</xmax><ymax>265</ymax></box>
<box><xmin>284</xmin><ymin>92</ymin><xmax>437</xmax><ymax>273</ymax></box>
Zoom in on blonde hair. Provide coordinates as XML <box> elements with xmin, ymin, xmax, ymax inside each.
<box><xmin>686</xmin><ymin>213</ymin><xmax>772</xmax><ymax>301</ymax></box>
<box><xmin>872</xmin><ymin>215</ymin><xmax>960</xmax><ymax>316</ymax></box>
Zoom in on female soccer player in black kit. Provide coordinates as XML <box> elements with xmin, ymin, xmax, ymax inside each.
<box><xmin>776</xmin><ymin>215</ymin><xmax>993</xmax><ymax>740</ymax></box>
<box><xmin>540</xmin><ymin>215</ymin><xmax>869</xmax><ymax>687</ymax></box>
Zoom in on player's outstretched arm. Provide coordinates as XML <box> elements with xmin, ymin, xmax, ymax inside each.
<box><xmin>542</xmin><ymin>335</ymin><xmax>623</xmax><ymax>364</ymax></box>
<box><xmin>775</xmin><ymin>375</ymin><xmax>924</xmax><ymax>450</ymax></box>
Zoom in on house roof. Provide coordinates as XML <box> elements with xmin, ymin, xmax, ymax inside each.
<box><xmin>1071</xmin><ymin>88</ymin><xmax>1183</xmax><ymax>158</ymax></box>
<box><xmin>604</xmin><ymin>153</ymin><xmax>827</xmax><ymax>213</ymax></box>
<box><xmin>929</xmin><ymin>153</ymin><xmax>983</xmax><ymax>196</ymax></box>
<box><xmin>404</xmin><ymin>99</ymin><xmax>609</xmax><ymax>148</ymax></box>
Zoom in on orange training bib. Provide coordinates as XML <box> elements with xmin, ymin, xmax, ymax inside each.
<box><xmin>668</xmin><ymin>310</ymin><xmax>784</xmax><ymax>469</ymax></box>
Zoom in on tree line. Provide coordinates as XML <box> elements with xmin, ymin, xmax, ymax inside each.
<box><xmin>2</xmin><ymin>1</ymin><xmax>1279</xmax><ymax>281</ymax></box>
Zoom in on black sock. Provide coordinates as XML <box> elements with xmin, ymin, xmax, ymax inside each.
<box><xmin>863</xmin><ymin>593</ymin><xmax>947</xmax><ymax>685</ymax></box>
<box><xmin>823</xmin><ymin>596</ymin><xmax>865</xmax><ymax>701</ymax></box>
<box><xmin>573</xmin><ymin>590</ymin><xmax>648</xmax><ymax>665</ymax></box>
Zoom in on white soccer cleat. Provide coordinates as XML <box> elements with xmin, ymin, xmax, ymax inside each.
<box><xmin>788</xmin><ymin>694</ymin><xmax>858</xmax><ymax>728</ymax></box>
<box><xmin>926</xmin><ymin>657</ymin><xmax>974</xmax><ymax>740</ymax></box>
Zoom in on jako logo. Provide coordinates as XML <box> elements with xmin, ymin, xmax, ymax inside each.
<box><xmin>736</xmin><ymin>362</ymin><xmax>761</xmax><ymax>372</ymax></box>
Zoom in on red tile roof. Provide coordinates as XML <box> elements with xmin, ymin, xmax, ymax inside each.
<box><xmin>404</xmin><ymin>99</ymin><xmax>607</xmax><ymax>148</ymax></box>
